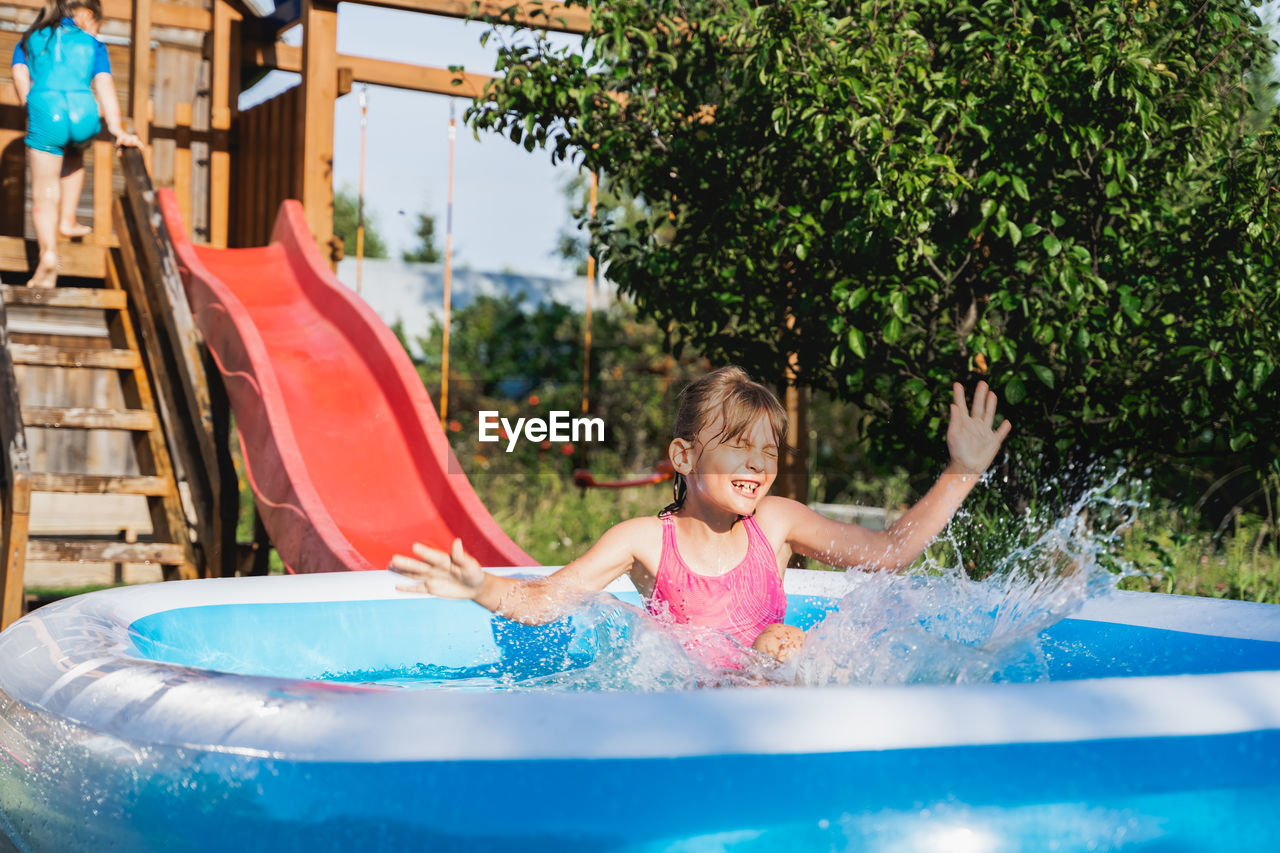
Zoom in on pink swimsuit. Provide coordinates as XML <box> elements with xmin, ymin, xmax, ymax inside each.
<box><xmin>647</xmin><ymin>513</ymin><xmax>787</xmax><ymax>647</ymax></box>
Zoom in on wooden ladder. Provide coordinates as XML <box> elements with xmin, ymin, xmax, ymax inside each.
<box><xmin>1</xmin><ymin>280</ymin><xmax>198</xmax><ymax>628</ymax></box>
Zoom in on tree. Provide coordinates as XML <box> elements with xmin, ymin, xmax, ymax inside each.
<box><xmin>556</xmin><ymin>171</ymin><xmax>653</xmax><ymax>276</ymax></box>
<box><xmin>402</xmin><ymin>213</ymin><xmax>443</xmax><ymax>263</ymax></box>
<box><xmin>470</xmin><ymin>0</ymin><xmax>1280</xmax><ymax>511</ymax></box>
<box><xmin>403</xmin><ymin>294</ymin><xmax>708</xmax><ymax>475</ymax></box>
<box><xmin>332</xmin><ymin>188</ymin><xmax>388</xmax><ymax>259</ymax></box>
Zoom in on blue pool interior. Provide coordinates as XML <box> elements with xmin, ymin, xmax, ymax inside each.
<box><xmin>127</xmin><ymin>592</ymin><xmax>1280</xmax><ymax>685</ymax></box>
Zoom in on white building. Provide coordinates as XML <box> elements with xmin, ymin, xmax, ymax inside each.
<box><xmin>335</xmin><ymin>258</ymin><xmax>616</xmax><ymax>355</ymax></box>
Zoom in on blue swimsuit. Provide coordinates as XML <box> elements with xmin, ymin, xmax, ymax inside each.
<box><xmin>12</xmin><ymin>18</ymin><xmax>111</xmax><ymax>156</ymax></box>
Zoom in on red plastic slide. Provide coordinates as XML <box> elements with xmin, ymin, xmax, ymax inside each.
<box><xmin>160</xmin><ymin>193</ymin><xmax>536</xmax><ymax>573</ymax></box>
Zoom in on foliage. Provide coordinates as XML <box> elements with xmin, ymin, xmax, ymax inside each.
<box><xmin>402</xmin><ymin>212</ymin><xmax>443</xmax><ymax>264</ymax></box>
<box><xmin>332</xmin><ymin>187</ymin><xmax>388</xmax><ymax>259</ymax></box>
<box><xmin>556</xmin><ymin>170</ymin><xmax>653</xmax><ymax>275</ymax></box>
<box><xmin>469</xmin><ymin>0</ymin><xmax>1280</xmax><ymax>513</ymax></box>
<box><xmin>402</xmin><ymin>293</ymin><xmax>709</xmax><ymax>478</ymax></box>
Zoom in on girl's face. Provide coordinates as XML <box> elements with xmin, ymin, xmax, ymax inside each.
<box><xmin>674</xmin><ymin>411</ymin><xmax>779</xmax><ymax>516</ymax></box>
<box><xmin>72</xmin><ymin>8</ymin><xmax>101</xmax><ymax>35</ymax></box>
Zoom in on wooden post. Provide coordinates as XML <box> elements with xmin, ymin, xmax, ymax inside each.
<box><xmin>129</xmin><ymin>0</ymin><xmax>151</xmax><ymax>147</ymax></box>
<box><xmin>299</xmin><ymin>0</ymin><xmax>338</xmax><ymax>262</ymax></box>
<box><xmin>780</xmin><ymin>312</ymin><xmax>809</xmax><ymax>506</ymax></box>
<box><xmin>0</xmin><ymin>299</ymin><xmax>32</xmax><ymax>629</ymax></box>
<box><xmin>174</xmin><ymin>102</ymin><xmax>193</xmax><ymax>229</ymax></box>
<box><xmin>210</xmin><ymin>0</ymin><xmax>240</xmax><ymax>249</ymax></box>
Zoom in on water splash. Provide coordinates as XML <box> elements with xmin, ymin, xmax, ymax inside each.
<box><xmin>778</xmin><ymin>471</ymin><xmax>1143</xmax><ymax>689</ymax></box>
<box><xmin>330</xmin><ymin>472</ymin><xmax>1146</xmax><ymax>693</ymax></box>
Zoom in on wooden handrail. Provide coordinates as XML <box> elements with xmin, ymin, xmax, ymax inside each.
<box><xmin>114</xmin><ymin>147</ymin><xmax>239</xmax><ymax>577</ymax></box>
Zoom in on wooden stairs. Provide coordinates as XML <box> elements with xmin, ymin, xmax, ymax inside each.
<box><xmin>1</xmin><ymin>281</ymin><xmax>198</xmax><ymax>625</ymax></box>
<box><xmin>0</xmin><ymin>150</ymin><xmax>241</xmax><ymax>629</ymax></box>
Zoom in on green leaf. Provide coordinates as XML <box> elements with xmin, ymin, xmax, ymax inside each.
<box><xmin>1031</xmin><ymin>364</ymin><xmax>1055</xmax><ymax>388</ymax></box>
<box><xmin>889</xmin><ymin>290</ymin><xmax>909</xmax><ymax>320</ymax></box>
<box><xmin>1042</xmin><ymin>234</ymin><xmax>1062</xmax><ymax>257</ymax></box>
<box><xmin>883</xmin><ymin>316</ymin><xmax>904</xmax><ymax>344</ymax></box>
<box><xmin>1010</xmin><ymin>175</ymin><xmax>1030</xmax><ymax>201</ymax></box>
<box><xmin>1004</xmin><ymin>376</ymin><xmax>1027</xmax><ymax>405</ymax></box>
<box><xmin>847</xmin><ymin>328</ymin><xmax>867</xmax><ymax>359</ymax></box>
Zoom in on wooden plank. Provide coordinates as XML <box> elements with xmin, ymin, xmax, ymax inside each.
<box><xmin>237</xmin><ymin>102</ymin><xmax>257</xmax><ymax>246</ymax></box>
<box><xmin>130</xmin><ymin>0</ymin><xmax>153</xmax><ymax>146</ymax></box>
<box><xmin>337</xmin><ymin>55</ymin><xmax>495</xmax><ymax>98</ymax></box>
<box><xmin>92</xmin><ymin>142</ymin><xmax>115</xmax><ymax>246</ymax></box>
<box><xmin>5</xmin><ymin>0</ymin><xmax>212</xmax><ymax>30</ymax></box>
<box><xmin>353</xmin><ymin>0</ymin><xmax>589</xmax><ymax>33</ymax></box>
<box><xmin>29</xmin><ymin>473</ymin><xmax>170</xmax><ymax>496</ymax></box>
<box><xmin>174</xmin><ymin>102</ymin><xmax>193</xmax><ymax>229</ymax></box>
<box><xmin>300</xmin><ymin>0</ymin><xmax>338</xmax><ymax>260</ymax></box>
<box><xmin>269</xmin><ymin>90</ymin><xmax>288</xmax><ymax>235</ymax></box>
<box><xmin>117</xmin><ymin>151</ymin><xmax>237</xmax><ymax>576</ymax></box>
<box><xmin>0</xmin><ymin>506</ymin><xmax>29</xmax><ymax>628</ymax></box>
<box><xmin>8</xmin><ymin>345</ymin><xmax>141</xmax><ymax>370</ymax></box>
<box><xmin>244</xmin><ymin>43</ymin><xmax>497</xmax><ymax>98</ymax></box>
<box><xmin>22</xmin><ymin>407</ymin><xmax>158</xmax><ymax>431</ymax></box>
<box><xmin>209</xmin><ymin>0</ymin><xmax>239</xmax><ymax>248</ymax></box>
<box><xmin>26</xmin><ymin>538</ymin><xmax>186</xmax><ymax>564</ymax></box>
<box><xmin>225</xmin><ymin>8</ymin><xmax>242</xmax><ymax>245</ymax></box>
<box><xmin>2</xmin><ymin>286</ymin><xmax>127</xmax><ymax>310</ymax></box>
<box><xmin>244</xmin><ymin>41</ymin><xmax>301</xmax><ymax>73</ymax></box>
<box><xmin>1</xmin><ymin>298</ymin><xmax>32</xmax><ymax>629</ymax></box>
<box><xmin>0</xmin><ymin>237</ymin><xmax>109</xmax><ymax>278</ymax></box>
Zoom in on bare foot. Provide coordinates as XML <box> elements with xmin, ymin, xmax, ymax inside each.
<box><xmin>59</xmin><ymin>222</ymin><xmax>93</xmax><ymax>239</ymax></box>
<box><xmin>26</xmin><ymin>250</ymin><xmax>58</xmax><ymax>288</ymax></box>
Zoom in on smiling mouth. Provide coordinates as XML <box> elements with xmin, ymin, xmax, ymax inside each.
<box><xmin>732</xmin><ymin>480</ymin><xmax>759</xmax><ymax>496</ymax></box>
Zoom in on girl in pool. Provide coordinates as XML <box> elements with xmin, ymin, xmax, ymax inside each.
<box><xmin>10</xmin><ymin>0</ymin><xmax>140</xmax><ymax>288</ymax></box>
<box><xmin>390</xmin><ymin>366</ymin><xmax>1011</xmax><ymax>663</ymax></box>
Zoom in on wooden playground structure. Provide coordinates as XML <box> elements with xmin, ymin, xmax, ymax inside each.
<box><xmin>0</xmin><ymin>0</ymin><xmax>590</xmax><ymax>628</ymax></box>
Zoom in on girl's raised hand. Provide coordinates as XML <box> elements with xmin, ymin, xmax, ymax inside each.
<box><xmin>388</xmin><ymin>538</ymin><xmax>485</xmax><ymax>599</ymax></box>
<box><xmin>946</xmin><ymin>381</ymin><xmax>1012</xmax><ymax>475</ymax></box>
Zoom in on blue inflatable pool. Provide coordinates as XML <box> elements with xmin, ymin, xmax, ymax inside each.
<box><xmin>1</xmin><ymin>569</ymin><xmax>1279</xmax><ymax>852</ymax></box>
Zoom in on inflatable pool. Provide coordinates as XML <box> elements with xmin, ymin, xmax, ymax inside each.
<box><xmin>1</xmin><ymin>568</ymin><xmax>1279</xmax><ymax>852</ymax></box>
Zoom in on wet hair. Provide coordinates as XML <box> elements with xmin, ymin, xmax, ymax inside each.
<box><xmin>22</xmin><ymin>0</ymin><xmax>102</xmax><ymax>50</ymax></box>
<box><xmin>661</xmin><ymin>366</ymin><xmax>789</xmax><ymax>516</ymax></box>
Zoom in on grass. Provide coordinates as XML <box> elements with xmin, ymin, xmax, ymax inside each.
<box><xmin>475</xmin><ymin>470</ymin><xmax>671</xmax><ymax>565</ymax></box>
<box><xmin>24</xmin><ymin>583</ymin><xmax>117</xmax><ymax>601</ymax></box>
<box><xmin>1115</xmin><ymin>509</ymin><xmax>1280</xmax><ymax>603</ymax></box>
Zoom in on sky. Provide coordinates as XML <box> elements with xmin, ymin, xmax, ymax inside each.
<box><xmin>241</xmin><ymin>8</ymin><xmax>585</xmax><ymax>278</ymax></box>
<box><xmin>240</xmin><ymin>4</ymin><xmax>1280</xmax><ymax>279</ymax></box>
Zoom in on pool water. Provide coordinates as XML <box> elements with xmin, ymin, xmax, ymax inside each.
<box><xmin>127</xmin><ymin>583</ymin><xmax>1280</xmax><ymax>692</ymax></box>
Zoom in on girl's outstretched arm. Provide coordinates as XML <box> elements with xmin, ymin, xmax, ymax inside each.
<box><xmin>389</xmin><ymin>517</ymin><xmax>652</xmax><ymax>624</ymax></box>
<box><xmin>771</xmin><ymin>381</ymin><xmax>1011</xmax><ymax>572</ymax></box>
<box><xmin>91</xmin><ymin>74</ymin><xmax>140</xmax><ymax>146</ymax></box>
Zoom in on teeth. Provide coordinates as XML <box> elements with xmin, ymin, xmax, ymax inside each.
<box><xmin>733</xmin><ymin>481</ymin><xmax>757</xmax><ymax>494</ymax></box>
